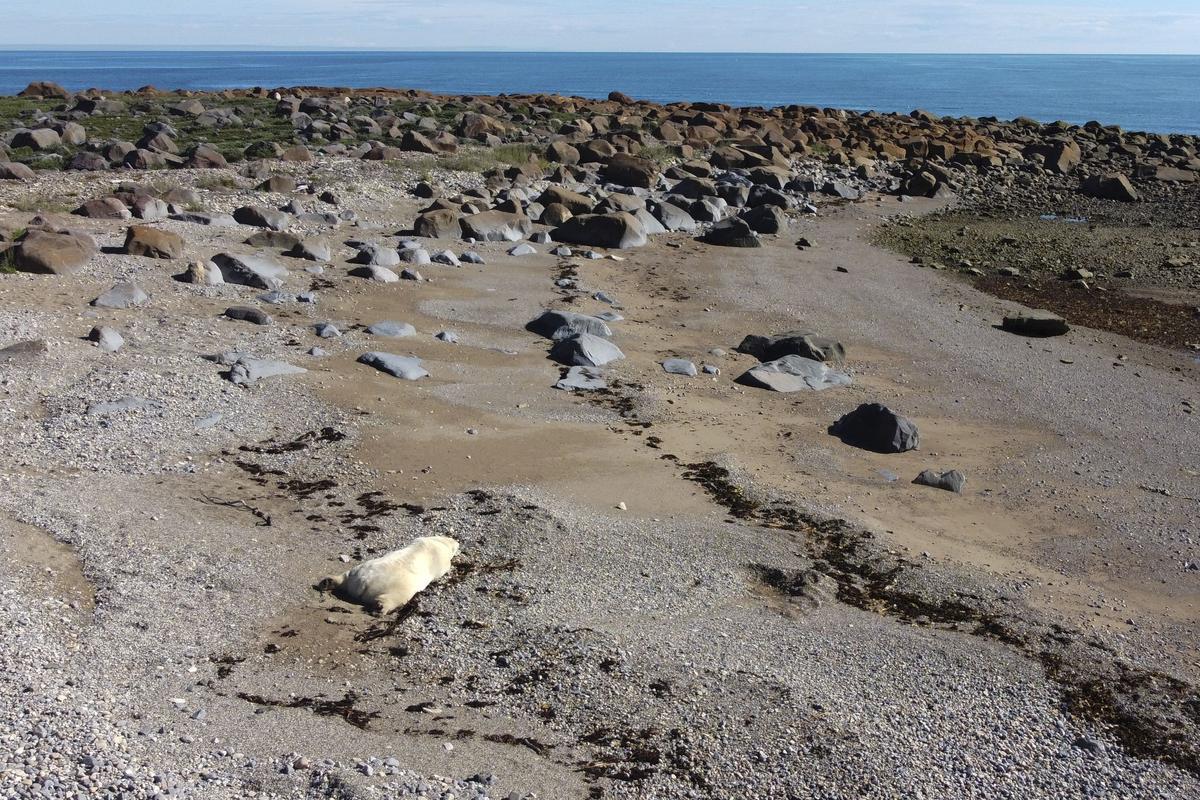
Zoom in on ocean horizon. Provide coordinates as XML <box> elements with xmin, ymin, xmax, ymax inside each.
<box><xmin>1</xmin><ymin>50</ymin><xmax>1198</xmax><ymax>135</ymax></box>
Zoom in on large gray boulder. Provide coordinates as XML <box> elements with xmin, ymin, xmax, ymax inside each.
<box><xmin>549</xmin><ymin>333</ymin><xmax>625</xmax><ymax>367</ymax></box>
<box><xmin>552</xmin><ymin>212</ymin><xmax>647</xmax><ymax>249</ymax></box>
<box><xmin>1080</xmin><ymin>173</ymin><xmax>1140</xmax><ymax>202</ymax></box>
<box><xmin>741</xmin><ymin>204</ymin><xmax>788</xmax><ymax>234</ymax></box>
<box><xmin>209</xmin><ymin>253</ymin><xmax>289</xmax><ymax>290</ymax></box>
<box><xmin>527</xmin><ymin>310</ymin><xmax>612</xmax><ymax>340</ymax></box>
<box><xmin>13</xmin><ymin>229</ymin><xmax>97</xmax><ymax>275</ymax></box>
<box><xmin>89</xmin><ymin>326</ymin><xmax>124</xmax><ymax>353</ymax></box>
<box><xmin>357</xmin><ymin>351</ymin><xmax>429</xmax><ymax>380</ymax></box>
<box><xmin>414</xmin><ymin>209</ymin><xmax>461</xmax><ymax>239</ymax></box>
<box><xmin>538</xmin><ymin>186</ymin><xmax>594</xmax><ymax>215</ymax></box>
<box><xmin>735</xmin><ymin>355</ymin><xmax>851</xmax><ymax>392</ymax></box>
<box><xmin>736</xmin><ymin>332</ymin><xmax>845</xmax><ymax>365</ymax></box>
<box><xmin>287</xmin><ymin>238</ymin><xmax>332</xmax><ymax>262</ymax></box>
<box><xmin>649</xmin><ymin>200</ymin><xmax>698</xmax><ymax>232</ymax></box>
<box><xmin>348</xmin><ymin>265</ymin><xmax>399</xmax><ymax>282</ymax></box>
<box><xmin>0</xmin><ymin>162</ymin><xmax>37</xmax><ymax>181</ymax></box>
<box><xmin>601</xmin><ymin>153</ymin><xmax>660</xmax><ymax>189</ymax></box>
<box><xmin>124</xmin><ymin>226</ymin><xmax>184</xmax><ymax>259</ymax></box>
<box><xmin>351</xmin><ymin>243</ymin><xmax>401</xmax><ymax>267</ymax></box>
<box><xmin>12</xmin><ymin>128</ymin><xmax>61</xmax><ymax>151</ymax></box>
<box><xmin>233</xmin><ymin>205</ymin><xmax>290</xmax><ymax>231</ymax></box>
<box><xmin>701</xmin><ymin>217</ymin><xmax>760</xmax><ymax>247</ymax></box>
<box><xmin>459</xmin><ymin>210</ymin><xmax>532</xmax><ymax>242</ymax></box>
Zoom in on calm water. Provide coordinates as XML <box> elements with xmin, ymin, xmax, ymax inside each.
<box><xmin>1</xmin><ymin>51</ymin><xmax>1198</xmax><ymax>135</ymax></box>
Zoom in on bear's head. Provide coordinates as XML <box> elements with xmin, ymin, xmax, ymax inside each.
<box><xmin>426</xmin><ymin>535</ymin><xmax>461</xmax><ymax>557</ymax></box>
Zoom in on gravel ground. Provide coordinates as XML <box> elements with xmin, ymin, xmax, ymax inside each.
<box><xmin>1</xmin><ymin>153</ymin><xmax>1197</xmax><ymax>799</ymax></box>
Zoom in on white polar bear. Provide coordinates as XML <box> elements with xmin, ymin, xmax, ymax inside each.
<box><xmin>320</xmin><ymin>535</ymin><xmax>460</xmax><ymax>614</ymax></box>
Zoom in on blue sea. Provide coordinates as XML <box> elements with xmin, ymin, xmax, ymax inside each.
<box><xmin>1</xmin><ymin>51</ymin><xmax>1198</xmax><ymax>135</ymax></box>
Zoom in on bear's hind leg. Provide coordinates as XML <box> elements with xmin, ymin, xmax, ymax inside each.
<box><xmin>375</xmin><ymin>587</ymin><xmax>418</xmax><ymax>615</ymax></box>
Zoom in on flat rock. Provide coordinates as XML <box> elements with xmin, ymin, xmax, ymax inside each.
<box><xmin>735</xmin><ymin>355</ymin><xmax>851</xmax><ymax>392</ymax></box>
<box><xmin>367</xmin><ymin>321</ymin><xmax>416</xmax><ymax>337</ymax></box>
<box><xmin>228</xmin><ymin>357</ymin><xmax>306</xmax><ymax>386</ymax></box>
<box><xmin>224</xmin><ymin>306</ymin><xmax>272</xmax><ymax>325</ymax></box>
<box><xmin>209</xmin><ymin>252</ymin><xmax>289</xmax><ymax>290</ymax></box>
<box><xmin>87</xmin><ymin>396</ymin><xmax>159</xmax><ymax>415</ymax></box>
<box><xmin>1001</xmin><ymin>309</ymin><xmax>1070</xmax><ymax>337</ymax></box>
<box><xmin>92</xmin><ymin>281</ymin><xmax>149</xmax><ymax>309</ymax></box>
<box><xmin>245</xmin><ymin>230</ymin><xmax>302</xmax><ymax>249</ymax></box>
<box><xmin>555</xmin><ymin>365</ymin><xmax>608</xmax><ymax>391</ymax></box>
<box><xmin>171</xmin><ymin>212</ymin><xmax>238</xmax><ymax>227</ymax></box>
<box><xmin>662</xmin><ymin>358</ymin><xmax>698</xmax><ymax>377</ymax></box>
<box><xmin>357</xmin><ymin>351</ymin><xmax>429</xmax><ymax>380</ymax></box>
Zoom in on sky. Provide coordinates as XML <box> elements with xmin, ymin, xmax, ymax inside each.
<box><xmin>1</xmin><ymin>0</ymin><xmax>1198</xmax><ymax>54</ymax></box>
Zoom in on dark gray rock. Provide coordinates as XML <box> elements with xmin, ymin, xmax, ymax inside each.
<box><xmin>736</xmin><ymin>331</ymin><xmax>846</xmax><ymax>365</ymax></box>
<box><xmin>553</xmin><ymin>212</ymin><xmax>647</xmax><ymax>249</ymax></box>
<box><xmin>914</xmin><ymin>469</ymin><xmax>966</xmax><ymax>494</ymax></box>
<box><xmin>224</xmin><ymin>306</ymin><xmax>272</xmax><ymax>325</ymax></box>
<box><xmin>700</xmin><ymin>217</ymin><xmax>760</xmax><ymax>247</ymax></box>
<box><xmin>288</xmin><ymin>239</ymin><xmax>332</xmax><ymax>262</ymax></box>
<box><xmin>831</xmin><ymin>403</ymin><xmax>920</xmax><ymax>453</ymax></box>
<box><xmin>527</xmin><ymin>310</ymin><xmax>612</xmax><ymax>340</ymax></box>
<box><xmin>233</xmin><ymin>205</ymin><xmax>290</xmax><ymax>231</ymax></box>
<box><xmin>1001</xmin><ymin>309</ymin><xmax>1070</xmax><ymax>337</ymax></box>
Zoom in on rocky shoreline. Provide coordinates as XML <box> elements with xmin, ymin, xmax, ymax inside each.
<box><xmin>1</xmin><ymin>81</ymin><xmax>1198</xmax><ymax>799</ymax></box>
